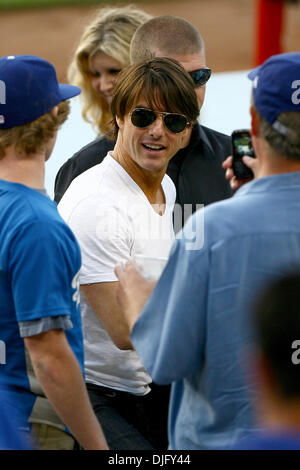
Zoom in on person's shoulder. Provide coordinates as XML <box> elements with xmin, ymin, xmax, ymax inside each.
<box><xmin>183</xmin><ymin>187</ymin><xmax>250</xmax><ymax>243</ymax></box>
<box><xmin>22</xmin><ymin>190</ymin><xmax>74</xmax><ymax>233</ymax></box>
<box><xmin>54</xmin><ymin>135</ymin><xmax>116</xmax><ymax>203</ymax></box>
<box><xmin>188</xmin><ymin>123</ymin><xmax>231</xmax><ymax>164</ymax></box>
<box><xmin>58</xmin><ymin>162</ymin><xmax>104</xmax><ymax>207</ymax></box>
<box><xmin>199</xmin><ymin>124</ymin><xmax>231</xmax><ymax>145</ymax></box>
<box><xmin>68</xmin><ymin>153</ymin><xmax>119</xmax><ymax>190</ymax></box>
<box><xmin>58</xmin><ymin>155</ymin><xmax>123</xmax><ymax>214</ymax></box>
<box><xmin>0</xmin><ymin>187</ymin><xmax>76</xmax><ymax>249</ymax></box>
<box><xmin>72</xmin><ymin>135</ymin><xmax>115</xmax><ymax>160</ymax></box>
<box><xmin>1</xmin><ymin>184</ymin><xmax>56</xmax><ymax>222</ymax></box>
<box><xmin>60</xmin><ymin>135</ymin><xmax>115</xmax><ymax>173</ymax></box>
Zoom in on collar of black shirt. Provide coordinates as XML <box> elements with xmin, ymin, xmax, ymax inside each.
<box><xmin>171</xmin><ymin>122</ymin><xmax>214</xmax><ymax>165</ymax></box>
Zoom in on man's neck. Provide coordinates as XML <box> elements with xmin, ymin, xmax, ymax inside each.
<box><xmin>256</xmin><ymin>156</ymin><xmax>300</xmax><ymax>179</ymax></box>
<box><xmin>0</xmin><ymin>146</ymin><xmax>45</xmax><ymax>190</ymax></box>
<box><xmin>111</xmin><ymin>145</ymin><xmax>166</xmax><ymax>205</ymax></box>
<box><xmin>181</xmin><ymin>125</ymin><xmax>193</xmax><ymax>148</ymax></box>
<box><xmin>254</xmin><ymin>137</ymin><xmax>300</xmax><ymax>178</ymax></box>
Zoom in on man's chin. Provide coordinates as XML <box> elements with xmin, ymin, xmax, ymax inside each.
<box><xmin>142</xmin><ymin>161</ymin><xmax>167</xmax><ymax>173</ymax></box>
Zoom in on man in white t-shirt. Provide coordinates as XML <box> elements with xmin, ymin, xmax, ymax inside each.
<box><xmin>58</xmin><ymin>57</ymin><xmax>199</xmax><ymax>450</ymax></box>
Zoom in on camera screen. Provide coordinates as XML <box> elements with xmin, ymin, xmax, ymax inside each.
<box><xmin>233</xmin><ymin>134</ymin><xmax>254</xmax><ymax>157</ymax></box>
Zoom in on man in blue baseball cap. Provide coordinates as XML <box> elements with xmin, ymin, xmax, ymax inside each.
<box><xmin>114</xmin><ymin>52</ymin><xmax>300</xmax><ymax>449</ymax></box>
<box><xmin>224</xmin><ymin>52</ymin><xmax>300</xmax><ymax>186</ymax></box>
<box><xmin>0</xmin><ymin>55</ymin><xmax>108</xmax><ymax>450</ymax></box>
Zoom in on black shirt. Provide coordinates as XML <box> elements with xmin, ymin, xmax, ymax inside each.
<box><xmin>54</xmin><ymin>123</ymin><xmax>234</xmax><ymax>221</ymax></box>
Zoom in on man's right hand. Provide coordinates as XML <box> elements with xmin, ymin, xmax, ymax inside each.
<box><xmin>222</xmin><ymin>155</ymin><xmax>258</xmax><ymax>190</ymax></box>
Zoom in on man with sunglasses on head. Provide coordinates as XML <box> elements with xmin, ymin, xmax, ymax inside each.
<box><xmin>58</xmin><ymin>57</ymin><xmax>199</xmax><ymax>450</ymax></box>
<box><xmin>54</xmin><ymin>15</ymin><xmax>233</xmax><ymax>215</ymax></box>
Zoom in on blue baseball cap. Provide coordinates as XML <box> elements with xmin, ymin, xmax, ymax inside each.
<box><xmin>248</xmin><ymin>52</ymin><xmax>300</xmax><ymax>136</ymax></box>
<box><xmin>0</xmin><ymin>55</ymin><xmax>81</xmax><ymax>129</ymax></box>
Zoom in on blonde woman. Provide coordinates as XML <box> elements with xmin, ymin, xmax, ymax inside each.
<box><xmin>68</xmin><ymin>6</ymin><xmax>152</xmax><ymax>136</ymax></box>
<box><xmin>55</xmin><ymin>6</ymin><xmax>152</xmax><ymax>202</ymax></box>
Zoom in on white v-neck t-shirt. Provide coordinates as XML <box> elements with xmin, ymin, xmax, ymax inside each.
<box><xmin>58</xmin><ymin>153</ymin><xmax>176</xmax><ymax>394</ymax></box>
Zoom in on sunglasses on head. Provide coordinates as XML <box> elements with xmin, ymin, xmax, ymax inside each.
<box><xmin>130</xmin><ymin>108</ymin><xmax>189</xmax><ymax>134</ymax></box>
<box><xmin>188</xmin><ymin>67</ymin><xmax>211</xmax><ymax>87</ymax></box>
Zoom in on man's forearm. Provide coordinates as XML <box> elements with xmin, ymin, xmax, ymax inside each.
<box><xmin>114</xmin><ymin>261</ymin><xmax>156</xmax><ymax>332</ymax></box>
<box><xmin>25</xmin><ymin>331</ymin><xmax>108</xmax><ymax>450</ymax></box>
<box><xmin>81</xmin><ymin>282</ymin><xmax>133</xmax><ymax>350</ymax></box>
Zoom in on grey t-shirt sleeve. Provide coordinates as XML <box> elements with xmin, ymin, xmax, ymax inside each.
<box><xmin>18</xmin><ymin>315</ymin><xmax>73</xmax><ymax>338</ymax></box>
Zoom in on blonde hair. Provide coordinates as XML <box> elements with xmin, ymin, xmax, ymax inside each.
<box><xmin>68</xmin><ymin>5</ymin><xmax>152</xmax><ymax>135</ymax></box>
<box><xmin>0</xmin><ymin>101</ymin><xmax>69</xmax><ymax>159</ymax></box>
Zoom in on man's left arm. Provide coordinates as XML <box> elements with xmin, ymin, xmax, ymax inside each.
<box><xmin>80</xmin><ymin>281</ymin><xmax>134</xmax><ymax>350</ymax></box>
<box><xmin>115</xmin><ymin>261</ymin><xmax>156</xmax><ymax>331</ymax></box>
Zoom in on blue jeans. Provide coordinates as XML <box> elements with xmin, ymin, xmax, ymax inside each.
<box><xmin>87</xmin><ymin>383</ymin><xmax>155</xmax><ymax>450</ymax></box>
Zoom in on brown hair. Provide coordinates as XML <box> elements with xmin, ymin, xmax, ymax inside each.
<box><xmin>0</xmin><ymin>100</ymin><xmax>69</xmax><ymax>159</ymax></box>
<box><xmin>130</xmin><ymin>15</ymin><xmax>204</xmax><ymax>65</ymax></box>
<box><xmin>256</xmin><ymin>106</ymin><xmax>300</xmax><ymax>160</ymax></box>
<box><xmin>110</xmin><ymin>57</ymin><xmax>199</xmax><ymax>138</ymax></box>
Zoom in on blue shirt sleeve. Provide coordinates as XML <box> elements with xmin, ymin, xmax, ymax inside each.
<box><xmin>18</xmin><ymin>315</ymin><xmax>73</xmax><ymax>338</ymax></box>
<box><xmin>131</xmin><ymin>228</ymin><xmax>210</xmax><ymax>384</ymax></box>
<box><xmin>8</xmin><ymin>219</ymin><xmax>80</xmax><ymax>323</ymax></box>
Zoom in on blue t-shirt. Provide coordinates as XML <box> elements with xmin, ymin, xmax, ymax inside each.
<box><xmin>0</xmin><ymin>384</ymin><xmax>31</xmax><ymax>449</ymax></box>
<box><xmin>0</xmin><ymin>179</ymin><xmax>83</xmax><ymax>432</ymax></box>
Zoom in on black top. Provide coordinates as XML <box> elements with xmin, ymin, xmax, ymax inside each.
<box><xmin>54</xmin><ymin>123</ymin><xmax>234</xmax><ymax>223</ymax></box>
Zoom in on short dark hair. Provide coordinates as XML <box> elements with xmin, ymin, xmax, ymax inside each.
<box><xmin>254</xmin><ymin>272</ymin><xmax>300</xmax><ymax>399</ymax></box>
<box><xmin>130</xmin><ymin>15</ymin><xmax>204</xmax><ymax>65</ymax></box>
<box><xmin>109</xmin><ymin>57</ymin><xmax>199</xmax><ymax>138</ymax></box>
<box><xmin>255</xmin><ymin>104</ymin><xmax>300</xmax><ymax>160</ymax></box>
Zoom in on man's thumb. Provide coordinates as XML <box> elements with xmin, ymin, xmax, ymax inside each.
<box><xmin>242</xmin><ymin>155</ymin><xmax>256</xmax><ymax>168</ymax></box>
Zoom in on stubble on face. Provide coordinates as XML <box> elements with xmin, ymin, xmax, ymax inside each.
<box><xmin>113</xmin><ymin>98</ymin><xmax>189</xmax><ymax>180</ymax></box>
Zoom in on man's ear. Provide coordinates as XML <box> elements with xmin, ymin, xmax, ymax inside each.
<box><xmin>51</xmin><ymin>105</ymin><xmax>59</xmax><ymax>117</ymax></box>
<box><xmin>178</xmin><ymin>125</ymin><xmax>191</xmax><ymax>149</ymax></box>
<box><xmin>116</xmin><ymin>115</ymin><xmax>124</xmax><ymax>130</ymax></box>
<box><xmin>250</xmin><ymin>106</ymin><xmax>259</xmax><ymax>138</ymax></box>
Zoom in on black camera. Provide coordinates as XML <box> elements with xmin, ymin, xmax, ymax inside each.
<box><xmin>231</xmin><ymin>129</ymin><xmax>256</xmax><ymax>179</ymax></box>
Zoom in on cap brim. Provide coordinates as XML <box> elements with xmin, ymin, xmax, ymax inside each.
<box><xmin>247</xmin><ymin>65</ymin><xmax>261</xmax><ymax>81</ymax></box>
<box><xmin>58</xmin><ymin>83</ymin><xmax>81</xmax><ymax>100</ymax></box>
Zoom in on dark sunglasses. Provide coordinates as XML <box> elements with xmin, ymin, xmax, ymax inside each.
<box><xmin>188</xmin><ymin>67</ymin><xmax>211</xmax><ymax>87</ymax></box>
<box><xmin>130</xmin><ymin>108</ymin><xmax>189</xmax><ymax>134</ymax></box>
